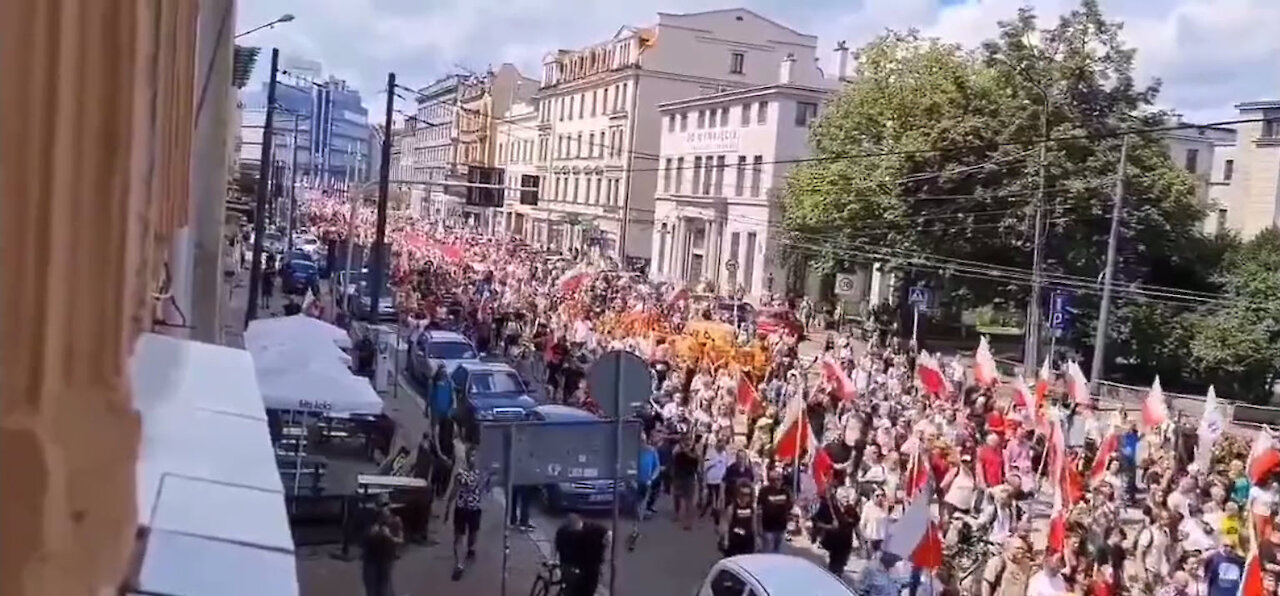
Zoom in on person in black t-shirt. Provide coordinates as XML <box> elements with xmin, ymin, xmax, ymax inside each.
<box><xmin>813</xmin><ymin>492</ymin><xmax>857</xmax><ymax>575</ymax></box>
<box><xmin>757</xmin><ymin>471</ymin><xmax>793</xmax><ymax>553</ymax></box>
<box><xmin>720</xmin><ymin>482</ymin><xmax>758</xmax><ymax>557</ymax></box>
<box><xmin>671</xmin><ymin>437</ymin><xmax>700</xmax><ymax>530</ymax></box>
<box><xmin>555</xmin><ymin>514</ymin><xmax>608</xmax><ymax>596</ymax></box>
<box><xmin>361</xmin><ymin>499</ymin><xmax>403</xmax><ymax>596</ymax></box>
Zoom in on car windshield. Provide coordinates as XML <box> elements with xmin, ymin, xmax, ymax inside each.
<box><xmin>469</xmin><ymin>372</ymin><xmax>524</xmax><ymax>394</ymax></box>
<box><xmin>289</xmin><ymin>260</ymin><xmax>316</xmax><ymax>273</ymax></box>
<box><xmin>426</xmin><ymin>341</ymin><xmax>476</xmax><ymax>360</ymax></box>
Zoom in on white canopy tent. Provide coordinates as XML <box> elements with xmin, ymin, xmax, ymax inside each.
<box><xmin>129</xmin><ymin>333</ymin><xmax>297</xmax><ymax>596</ymax></box>
<box><xmin>256</xmin><ymin>367</ymin><xmax>383</xmax><ymax>417</ymax></box>
<box><xmin>245</xmin><ymin>314</ymin><xmax>353</xmax><ymax>351</ymax></box>
<box><xmin>249</xmin><ymin>340</ymin><xmax>352</xmax><ymax>374</ymax></box>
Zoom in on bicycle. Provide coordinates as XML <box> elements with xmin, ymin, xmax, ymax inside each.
<box><xmin>528</xmin><ymin>560</ymin><xmax>565</xmax><ymax>596</ymax></box>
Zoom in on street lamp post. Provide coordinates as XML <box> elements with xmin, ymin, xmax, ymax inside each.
<box><xmin>245</xmin><ymin>47</ymin><xmax>280</xmax><ymax>325</ymax></box>
<box><xmin>235</xmin><ymin>13</ymin><xmax>295</xmax><ymax>39</ymax></box>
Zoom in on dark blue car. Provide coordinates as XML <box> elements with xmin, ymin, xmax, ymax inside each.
<box><xmin>280</xmin><ymin>258</ymin><xmax>319</xmax><ymax>295</ymax></box>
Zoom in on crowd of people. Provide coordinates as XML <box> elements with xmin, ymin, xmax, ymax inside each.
<box><xmin>305</xmin><ymin>214</ymin><xmax>1277</xmax><ymax>596</ymax></box>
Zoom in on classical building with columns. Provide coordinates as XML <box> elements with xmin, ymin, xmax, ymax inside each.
<box><xmin>649</xmin><ymin>53</ymin><xmax>836</xmax><ymax>300</ymax></box>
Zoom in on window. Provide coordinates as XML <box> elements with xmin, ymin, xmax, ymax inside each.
<box><xmin>567</xmin><ymin>96</ymin><xmax>574</xmax><ymax>120</ymax></box>
<box><xmin>679</xmin><ymin>113</ymin><xmax>688</xmax><ymax>132</ymax></box>
<box><xmin>756</xmin><ymin>101</ymin><xmax>768</xmax><ymax>125</ymax></box>
<box><xmin>795</xmin><ymin>101</ymin><xmax>818</xmax><ymax>127</ymax></box>
<box><xmin>663</xmin><ymin>158</ymin><xmax>674</xmax><ymax>192</ymax></box>
<box><xmin>674</xmin><ymin>157</ymin><xmax>685</xmax><ymax>192</ymax></box>
<box><xmin>557</xmin><ymin>98</ymin><xmax>565</xmax><ymax>121</ymax></box>
<box><xmin>728</xmin><ymin>232</ymin><xmax>741</xmax><ymax>283</ymax></box>
<box><xmin>591</xmin><ymin>90</ymin><xmax>598</xmax><ymax>117</ymax></box>
<box><xmin>713</xmin><ymin>155</ymin><xmax>726</xmax><ymax>196</ymax></box>
<box><xmin>702</xmin><ymin>157</ymin><xmax>714</xmax><ymax>195</ymax></box>
<box><xmin>668</xmin><ymin>115</ymin><xmax>676</xmax><ymax>133</ymax></box>
<box><xmin>620</xmin><ymin>83</ymin><xmax>628</xmax><ymax>110</ymax></box>
<box><xmin>719</xmin><ymin>108</ymin><xmax>729</xmax><ymax>128</ymax></box>
<box><xmin>1264</xmin><ymin>113</ymin><xmax>1280</xmax><ymax>138</ymax></box>
<box><xmin>743</xmin><ymin>232</ymin><xmax>757</xmax><ymax>294</ymax></box>
<box><xmin>1224</xmin><ymin>159</ymin><xmax>1235</xmax><ymax>181</ymax></box>
<box><xmin>750</xmin><ymin>155</ymin><xmax>762</xmax><ymax>197</ymax></box>
<box><xmin>657</xmin><ymin>226</ymin><xmax>668</xmax><ymax>275</ymax></box>
<box><xmin>1184</xmin><ymin>148</ymin><xmax>1199</xmax><ymax>173</ymax></box>
<box><xmin>588</xmin><ymin>133</ymin><xmax>596</xmax><ymax>159</ymax></box>
<box><xmin>697</xmin><ymin>110</ymin><xmax>707</xmax><ymax>129</ymax></box>
<box><xmin>734</xmin><ymin>156</ymin><xmax>746</xmax><ymax>196</ymax></box>
<box><xmin>692</xmin><ymin>156</ymin><xmax>703</xmax><ymax>193</ymax></box>
<box><xmin>708</xmin><ymin>109</ymin><xmax>717</xmax><ymax>129</ymax></box>
<box><xmin>572</xmin><ymin>177</ymin><xmax>580</xmax><ymax>202</ymax></box>
<box><xmin>577</xmin><ymin>93</ymin><xmax>584</xmax><ymax>119</ymax></box>
<box><xmin>575</xmin><ymin>133</ymin><xmax>583</xmax><ymax>158</ymax></box>
<box><xmin>729</xmin><ymin>52</ymin><xmax>745</xmax><ymax>74</ymax></box>
<box><xmin>709</xmin><ymin>569</ymin><xmax>749</xmax><ymax>596</ymax></box>
<box><xmin>595</xmin><ymin>178</ymin><xmax>603</xmax><ymax>204</ymax></box>
<box><xmin>602</xmin><ymin>87</ymin><xmax>609</xmax><ymax>113</ymax></box>
<box><xmin>741</xmin><ymin>104</ymin><xmax>751</xmax><ymax>126</ymax></box>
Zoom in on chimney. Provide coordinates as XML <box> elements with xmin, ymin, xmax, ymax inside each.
<box><xmin>779</xmin><ymin>53</ymin><xmax>796</xmax><ymax>85</ymax></box>
<box><xmin>835</xmin><ymin>40</ymin><xmax>850</xmax><ymax>81</ymax></box>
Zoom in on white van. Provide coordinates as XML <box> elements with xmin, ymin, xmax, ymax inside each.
<box><xmin>696</xmin><ymin>554</ymin><xmax>857</xmax><ymax>596</ymax></box>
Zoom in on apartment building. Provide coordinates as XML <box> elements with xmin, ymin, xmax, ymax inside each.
<box><xmin>456</xmin><ymin>64</ymin><xmax>538</xmax><ymax>230</ymax></box>
<box><xmin>1206</xmin><ymin>100</ymin><xmax>1280</xmax><ymax>238</ymax></box>
<box><xmin>650</xmin><ymin>53</ymin><xmax>834</xmax><ymax>299</ymax></box>
<box><xmin>1155</xmin><ymin>117</ymin><xmax>1237</xmax><ymax>234</ymax></box>
<box><xmin>495</xmin><ymin>100</ymin><xmax>542</xmax><ymax>238</ymax></box>
<box><xmin>527</xmin><ymin>8</ymin><xmax>827</xmax><ymax>266</ymax></box>
<box><xmin>413</xmin><ymin>74</ymin><xmax>466</xmax><ymax>220</ymax></box>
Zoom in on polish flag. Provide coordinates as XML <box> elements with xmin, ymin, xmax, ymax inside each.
<box><xmin>1045</xmin><ymin>416</ymin><xmax>1069</xmax><ymax>554</ymax></box>
<box><xmin>1065</xmin><ymin>361</ymin><xmax>1091</xmax><ymax>406</ymax></box>
<box><xmin>773</xmin><ymin>394</ymin><xmax>835</xmax><ymax>493</ymax></box>
<box><xmin>735</xmin><ymin>373</ymin><xmax>763</xmax><ymax>415</ymax></box>
<box><xmin>1239</xmin><ymin>550</ymin><xmax>1265</xmax><ymax>596</ymax></box>
<box><xmin>973</xmin><ymin>336</ymin><xmax>1000</xmax><ymax>387</ymax></box>
<box><xmin>1089</xmin><ymin>430</ymin><xmax>1120</xmax><ymax>485</ymax></box>
<box><xmin>1033</xmin><ymin>357</ymin><xmax>1052</xmax><ymax>411</ymax></box>
<box><xmin>1141</xmin><ymin>376</ymin><xmax>1170</xmax><ymax>431</ymax></box>
<box><xmin>915</xmin><ymin>350</ymin><xmax>950</xmax><ymax>397</ymax></box>
<box><xmin>884</xmin><ymin>476</ymin><xmax>944</xmax><ymax>570</ymax></box>
<box><xmin>820</xmin><ymin>359</ymin><xmax>858</xmax><ymax>402</ymax></box>
<box><xmin>1011</xmin><ymin>377</ymin><xmax>1040</xmax><ymax>424</ymax></box>
<box><xmin>556</xmin><ymin>267</ymin><xmax>592</xmax><ymax>294</ymax></box>
<box><xmin>1247</xmin><ymin>426</ymin><xmax>1280</xmax><ymax>485</ymax></box>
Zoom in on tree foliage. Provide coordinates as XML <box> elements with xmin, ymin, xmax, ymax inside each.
<box><xmin>782</xmin><ymin>0</ymin><xmax>1253</xmax><ymax>390</ymax></box>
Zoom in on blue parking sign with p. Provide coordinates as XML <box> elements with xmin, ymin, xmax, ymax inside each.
<box><xmin>1049</xmin><ymin>291</ymin><xmax>1072</xmax><ymax>331</ymax></box>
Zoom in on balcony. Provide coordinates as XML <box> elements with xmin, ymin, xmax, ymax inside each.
<box><xmin>607</xmin><ymin>108</ymin><xmax>629</xmax><ymax>120</ymax></box>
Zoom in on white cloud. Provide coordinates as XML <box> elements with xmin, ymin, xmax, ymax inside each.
<box><xmin>234</xmin><ymin>0</ymin><xmax>1280</xmax><ymax>123</ymax></box>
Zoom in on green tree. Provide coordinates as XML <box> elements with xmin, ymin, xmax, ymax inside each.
<box><xmin>782</xmin><ymin>0</ymin><xmax>1212</xmax><ymax>380</ymax></box>
<box><xmin>1188</xmin><ymin>228</ymin><xmax>1280</xmax><ymax>402</ymax></box>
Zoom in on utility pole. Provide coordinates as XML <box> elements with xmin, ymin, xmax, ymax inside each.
<box><xmin>1090</xmin><ymin>134</ymin><xmax>1129</xmax><ymax>391</ymax></box>
<box><xmin>342</xmin><ymin>148</ymin><xmax>358</xmax><ymax>295</ymax></box>
<box><xmin>366</xmin><ymin>73</ymin><xmax>395</xmax><ymax>323</ymax></box>
<box><xmin>245</xmin><ymin>47</ymin><xmax>279</xmax><ymax>326</ymax></box>
<box><xmin>1023</xmin><ymin>93</ymin><xmax>1050</xmax><ymax>371</ymax></box>
<box><xmin>286</xmin><ymin>115</ymin><xmax>300</xmax><ymax>250</ymax></box>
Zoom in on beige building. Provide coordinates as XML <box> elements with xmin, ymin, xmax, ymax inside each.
<box><xmin>650</xmin><ymin>53</ymin><xmax>836</xmax><ymax>299</ymax></box>
<box><xmin>525</xmin><ymin>8</ymin><xmax>827</xmax><ymax>265</ymax></box>
<box><xmin>495</xmin><ymin>100</ymin><xmax>543</xmax><ymax>237</ymax></box>
<box><xmin>455</xmin><ymin>64</ymin><xmax>537</xmax><ymax>230</ymax></box>
<box><xmin>1207</xmin><ymin>101</ymin><xmax>1280</xmax><ymax>238</ymax></box>
<box><xmin>1155</xmin><ymin>116</ymin><xmax>1236</xmax><ymax>235</ymax></box>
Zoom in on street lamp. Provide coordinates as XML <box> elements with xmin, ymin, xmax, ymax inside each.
<box><xmin>235</xmin><ymin>14</ymin><xmax>295</xmax><ymax>39</ymax></box>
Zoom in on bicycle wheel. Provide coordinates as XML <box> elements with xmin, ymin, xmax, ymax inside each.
<box><xmin>528</xmin><ymin>576</ymin><xmax>549</xmax><ymax>596</ymax></box>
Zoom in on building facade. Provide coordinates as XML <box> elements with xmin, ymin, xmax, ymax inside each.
<box><xmin>412</xmin><ymin>74</ymin><xmax>465</xmax><ymax>220</ymax></box>
<box><xmin>241</xmin><ymin>60</ymin><xmax>372</xmax><ymax>189</ymax></box>
<box><xmin>455</xmin><ymin>64</ymin><xmax>538</xmax><ymax>230</ymax></box>
<box><xmin>526</xmin><ymin>8</ymin><xmax>827</xmax><ymax>266</ymax></box>
<box><xmin>1156</xmin><ymin>117</ymin><xmax>1236</xmax><ymax>235</ymax></box>
<box><xmin>650</xmin><ymin>54</ymin><xmax>833</xmax><ymax>299</ymax></box>
<box><xmin>495</xmin><ymin>101</ymin><xmax>542</xmax><ymax>238</ymax></box>
<box><xmin>1206</xmin><ymin>101</ymin><xmax>1280</xmax><ymax>239</ymax></box>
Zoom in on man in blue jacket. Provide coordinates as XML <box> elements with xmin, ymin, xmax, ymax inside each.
<box><xmin>1119</xmin><ymin>423</ymin><xmax>1140</xmax><ymax>504</ymax></box>
<box><xmin>628</xmin><ymin>434</ymin><xmax>662</xmax><ymax>550</ymax></box>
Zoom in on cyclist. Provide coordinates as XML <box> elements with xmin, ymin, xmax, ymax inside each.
<box><xmin>554</xmin><ymin>513</ymin><xmax>608</xmax><ymax>596</ymax></box>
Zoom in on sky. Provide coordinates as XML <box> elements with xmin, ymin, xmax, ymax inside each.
<box><xmin>235</xmin><ymin>0</ymin><xmax>1280</xmax><ymax>125</ymax></box>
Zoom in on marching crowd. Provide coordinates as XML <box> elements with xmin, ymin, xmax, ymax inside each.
<box><xmin>330</xmin><ymin>225</ymin><xmax>1276</xmax><ymax>596</ymax></box>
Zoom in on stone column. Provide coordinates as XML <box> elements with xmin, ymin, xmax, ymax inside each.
<box><xmin>1</xmin><ymin>1</ymin><xmax>197</xmax><ymax>594</ymax></box>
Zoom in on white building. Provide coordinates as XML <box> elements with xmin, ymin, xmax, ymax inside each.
<box><xmin>649</xmin><ymin>53</ymin><xmax>835</xmax><ymax>299</ymax></box>
<box><xmin>526</xmin><ymin>8</ymin><xmax>828</xmax><ymax>265</ymax></box>
<box><xmin>495</xmin><ymin>100</ymin><xmax>542</xmax><ymax>237</ymax></box>
<box><xmin>413</xmin><ymin>74</ymin><xmax>466</xmax><ymax>221</ymax></box>
<box><xmin>1206</xmin><ymin>100</ymin><xmax>1280</xmax><ymax>238</ymax></box>
<box><xmin>1156</xmin><ymin>116</ymin><xmax>1236</xmax><ymax>234</ymax></box>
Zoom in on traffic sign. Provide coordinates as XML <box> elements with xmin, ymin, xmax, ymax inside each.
<box><xmin>1049</xmin><ymin>291</ymin><xmax>1073</xmax><ymax>332</ymax></box>
<box><xmin>586</xmin><ymin>350</ymin><xmax>653</xmax><ymax>419</ymax></box>
<box><xmin>834</xmin><ymin>273</ymin><xmax>857</xmax><ymax>296</ymax></box>
<box><xmin>476</xmin><ymin>420</ymin><xmax>643</xmax><ymax>485</ymax></box>
<box><xmin>908</xmin><ymin>286</ymin><xmax>932</xmax><ymax>309</ymax></box>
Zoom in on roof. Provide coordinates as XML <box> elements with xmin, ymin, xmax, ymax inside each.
<box><xmin>533</xmin><ymin>404</ymin><xmax>600</xmax><ymax>421</ymax></box>
<box><xmin>656</xmin><ymin>8</ymin><xmax>814</xmax><ymax>41</ymax></box>
<box><xmin>657</xmin><ymin>82</ymin><xmax>832</xmax><ymax>111</ymax></box>
<box><xmin>1235</xmin><ymin>100</ymin><xmax>1280</xmax><ymax>111</ymax></box>
<box><xmin>457</xmin><ymin>361</ymin><xmax>518</xmax><ymax>374</ymax></box>
<box><xmin>724</xmin><ymin>554</ymin><xmax>855</xmax><ymax>595</ymax></box>
<box><xmin>422</xmin><ymin>330</ymin><xmax>471</xmax><ymax>344</ymax></box>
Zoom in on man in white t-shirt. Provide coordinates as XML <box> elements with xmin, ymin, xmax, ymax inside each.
<box><xmin>1026</xmin><ymin>553</ymin><xmax>1069</xmax><ymax>596</ymax></box>
<box><xmin>700</xmin><ymin>438</ymin><xmax>731</xmax><ymax>525</ymax></box>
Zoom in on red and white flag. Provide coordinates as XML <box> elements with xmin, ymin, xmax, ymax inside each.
<box><xmin>1065</xmin><ymin>360</ymin><xmax>1091</xmax><ymax>406</ymax></box>
<box><xmin>1011</xmin><ymin>377</ymin><xmax>1040</xmax><ymax>424</ymax></box>
<box><xmin>1033</xmin><ymin>357</ymin><xmax>1052</xmax><ymax>411</ymax></box>
<box><xmin>1240</xmin><ymin>547</ymin><xmax>1266</xmax><ymax>596</ymax></box>
<box><xmin>820</xmin><ymin>358</ymin><xmax>857</xmax><ymax>402</ymax></box>
<box><xmin>1089</xmin><ymin>429</ymin><xmax>1120</xmax><ymax>485</ymax></box>
<box><xmin>1196</xmin><ymin>386</ymin><xmax>1225</xmax><ymax>470</ymax></box>
<box><xmin>1044</xmin><ymin>415</ymin><xmax>1069</xmax><ymax>554</ymax></box>
<box><xmin>556</xmin><ymin>267</ymin><xmax>592</xmax><ymax>294</ymax></box>
<box><xmin>973</xmin><ymin>336</ymin><xmax>999</xmax><ymax>387</ymax></box>
<box><xmin>1141</xmin><ymin>376</ymin><xmax>1170</xmax><ymax>431</ymax></box>
<box><xmin>735</xmin><ymin>373</ymin><xmax>763</xmax><ymax>415</ymax></box>
<box><xmin>915</xmin><ymin>350</ymin><xmax>951</xmax><ymax>397</ymax></box>
<box><xmin>773</xmin><ymin>393</ymin><xmax>835</xmax><ymax>492</ymax></box>
<box><xmin>884</xmin><ymin>475</ymin><xmax>944</xmax><ymax>570</ymax></box>
<box><xmin>1247</xmin><ymin>426</ymin><xmax>1280</xmax><ymax>485</ymax></box>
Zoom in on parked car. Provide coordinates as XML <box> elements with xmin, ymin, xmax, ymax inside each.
<box><xmin>697</xmin><ymin>554</ymin><xmax>855</xmax><ymax>596</ymax></box>
<box><xmin>352</xmin><ymin>281</ymin><xmax>397</xmax><ymax>322</ymax></box>
<box><xmin>530</xmin><ymin>404</ymin><xmax>634</xmax><ymax>513</ymax></box>
<box><xmin>280</xmin><ymin>258</ymin><xmax>319</xmax><ymax>295</ymax></box>
<box><xmin>408</xmin><ymin>330</ymin><xmax>480</xmax><ymax>385</ymax></box>
<box><xmin>756</xmin><ymin>307</ymin><xmax>804</xmax><ymax>338</ymax></box>
<box><xmin>293</xmin><ymin>233</ymin><xmax>321</xmax><ymax>256</ymax></box>
<box><xmin>450</xmin><ymin>361</ymin><xmax>537</xmax><ymax>428</ymax></box>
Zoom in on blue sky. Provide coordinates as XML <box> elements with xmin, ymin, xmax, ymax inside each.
<box><xmin>235</xmin><ymin>0</ymin><xmax>1280</xmax><ymax>124</ymax></box>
